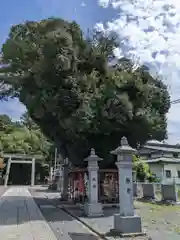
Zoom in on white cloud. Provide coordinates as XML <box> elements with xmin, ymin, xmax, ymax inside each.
<box><xmin>98</xmin><ymin>0</ymin><xmax>111</xmax><ymax>8</ymax></box>
<box><xmin>81</xmin><ymin>2</ymin><xmax>86</xmax><ymax>7</ymax></box>
<box><xmin>97</xmin><ymin>0</ymin><xmax>180</xmax><ymax>143</ymax></box>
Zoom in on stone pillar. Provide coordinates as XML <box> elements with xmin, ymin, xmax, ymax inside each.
<box><xmin>61</xmin><ymin>158</ymin><xmax>69</xmax><ymax>201</ymax></box>
<box><xmin>110</xmin><ymin>137</ymin><xmax>144</xmax><ymax>237</ymax></box>
<box><xmin>84</xmin><ymin>148</ymin><xmax>103</xmax><ymax>217</ymax></box>
<box><xmin>4</xmin><ymin>157</ymin><xmax>11</xmax><ymax>187</ymax></box>
<box><xmin>57</xmin><ymin>164</ymin><xmax>63</xmax><ymax>191</ymax></box>
<box><xmin>49</xmin><ymin>167</ymin><xmax>53</xmax><ymax>182</ymax></box>
<box><xmin>31</xmin><ymin>158</ymin><xmax>35</xmax><ymax>186</ymax></box>
<box><xmin>56</xmin><ymin>154</ymin><xmax>63</xmax><ymax>191</ymax></box>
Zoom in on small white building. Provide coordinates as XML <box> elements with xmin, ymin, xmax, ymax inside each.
<box><xmin>139</xmin><ymin>140</ymin><xmax>180</xmax><ymax>183</ymax></box>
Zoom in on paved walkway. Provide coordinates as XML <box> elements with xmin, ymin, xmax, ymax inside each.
<box><xmin>0</xmin><ymin>186</ymin><xmax>6</xmax><ymax>197</ymax></box>
<box><xmin>30</xmin><ymin>187</ymin><xmax>101</xmax><ymax>240</ymax></box>
<box><xmin>0</xmin><ymin>187</ymin><xmax>57</xmax><ymax>240</ymax></box>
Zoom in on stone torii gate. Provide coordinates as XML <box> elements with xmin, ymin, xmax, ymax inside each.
<box><xmin>3</xmin><ymin>154</ymin><xmax>43</xmax><ymax>187</ymax></box>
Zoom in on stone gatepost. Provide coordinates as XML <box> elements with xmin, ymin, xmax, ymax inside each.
<box><xmin>57</xmin><ymin>164</ymin><xmax>63</xmax><ymax>191</ymax></box>
<box><xmin>57</xmin><ymin>154</ymin><xmax>64</xmax><ymax>192</ymax></box>
<box><xmin>61</xmin><ymin>158</ymin><xmax>69</xmax><ymax>201</ymax></box>
<box><xmin>84</xmin><ymin>148</ymin><xmax>103</xmax><ymax>217</ymax></box>
<box><xmin>31</xmin><ymin>158</ymin><xmax>35</xmax><ymax>186</ymax></box>
<box><xmin>110</xmin><ymin>137</ymin><xmax>144</xmax><ymax>237</ymax></box>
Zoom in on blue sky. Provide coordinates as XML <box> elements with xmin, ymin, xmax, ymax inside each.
<box><xmin>0</xmin><ymin>0</ymin><xmax>180</xmax><ymax>143</ymax></box>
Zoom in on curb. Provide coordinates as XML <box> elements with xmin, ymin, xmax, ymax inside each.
<box><xmin>29</xmin><ymin>191</ymin><xmax>107</xmax><ymax>238</ymax></box>
<box><xmin>60</xmin><ymin>207</ymin><xmax>108</xmax><ymax>240</ymax></box>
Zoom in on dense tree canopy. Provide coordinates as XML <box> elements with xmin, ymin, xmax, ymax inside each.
<box><xmin>0</xmin><ymin>114</ymin><xmax>51</xmax><ymax>157</ymax></box>
<box><xmin>0</xmin><ymin>18</ymin><xmax>170</xmax><ymax>166</ymax></box>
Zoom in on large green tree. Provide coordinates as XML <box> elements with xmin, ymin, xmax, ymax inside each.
<box><xmin>0</xmin><ymin>18</ymin><xmax>170</xmax><ymax>166</ymax></box>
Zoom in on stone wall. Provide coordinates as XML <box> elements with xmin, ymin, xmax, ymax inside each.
<box><xmin>134</xmin><ymin>182</ymin><xmax>180</xmax><ymax>203</ymax></box>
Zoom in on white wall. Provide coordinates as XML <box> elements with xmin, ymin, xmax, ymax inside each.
<box><xmin>149</xmin><ymin>164</ymin><xmax>163</xmax><ymax>180</ymax></box>
<box><xmin>149</xmin><ymin>163</ymin><xmax>180</xmax><ymax>184</ymax></box>
<box><xmin>163</xmin><ymin>163</ymin><xmax>180</xmax><ymax>184</ymax></box>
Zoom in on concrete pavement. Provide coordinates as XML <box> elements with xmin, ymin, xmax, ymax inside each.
<box><xmin>30</xmin><ymin>186</ymin><xmax>101</xmax><ymax>240</ymax></box>
<box><xmin>0</xmin><ymin>187</ymin><xmax>101</xmax><ymax>240</ymax></box>
<box><xmin>0</xmin><ymin>187</ymin><xmax>57</xmax><ymax>240</ymax></box>
<box><xmin>0</xmin><ymin>186</ymin><xmax>7</xmax><ymax>197</ymax></box>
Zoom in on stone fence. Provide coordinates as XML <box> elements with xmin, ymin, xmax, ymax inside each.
<box><xmin>133</xmin><ymin>182</ymin><xmax>180</xmax><ymax>203</ymax></box>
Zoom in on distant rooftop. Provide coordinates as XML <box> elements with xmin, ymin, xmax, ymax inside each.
<box><xmin>141</xmin><ymin>139</ymin><xmax>180</xmax><ymax>153</ymax></box>
<box><xmin>146</xmin><ymin>140</ymin><xmax>167</xmax><ymax>144</ymax></box>
<box><xmin>142</xmin><ymin>157</ymin><xmax>180</xmax><ymax>164</ymax></box>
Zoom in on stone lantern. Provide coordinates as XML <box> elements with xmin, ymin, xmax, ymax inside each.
<box><xmin>84</xmin><ymin>148</ymin><xmax>103</xmax><ymax>217</ymax></box>
<box><xmin>110</xmin><ymin>137</ymin><xmax>144</xmax><ymax>237</ymax></box>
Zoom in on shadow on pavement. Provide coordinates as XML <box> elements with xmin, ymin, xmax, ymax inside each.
<box><xmin>32</xmin><ymin>188</ymin><xmax>58</xmax><ymax>193</ymax></box>
<box><xmin>30</xmin><ymin>186</ymin><xmax>180</xmax><ymax>240</ymax></box>
<box><xmin>65</xmin><ymin>206</ymin><xmax>119</xmax><ymax>219</ymax></box>
<box><xmin>0</xmin><ymin>192</ymin><xmax>102</xmax><ymax>240</ymax></box>
<box><xmin>69</xmin><ymin>232</ymin><xmax>100</xmax><ymax>240</ymax></box>
<box><xmin>0</xmin><ymin>194</ymin><xmax>74</xmax><ymax>225</ymax></box>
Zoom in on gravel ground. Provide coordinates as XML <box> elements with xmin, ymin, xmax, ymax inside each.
<box><xmin>29</xmin><ymin>187</ymin><xmax>180</xmax><ymax>240</ymax></box>
<box><xmin>29</xmin><ymin>187</ymin><xmax>102</xmax><ymax>240</ymax></box>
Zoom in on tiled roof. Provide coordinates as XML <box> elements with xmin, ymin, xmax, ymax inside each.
<box><xmin>142</xmin><ymin>145</ymin><xmax>180</xmax><ymax>153</ymax></box>
<box><xmin>142</xmin><ymin>157</ymin><xmax>180</xmax><ymax>163</ymax></box>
